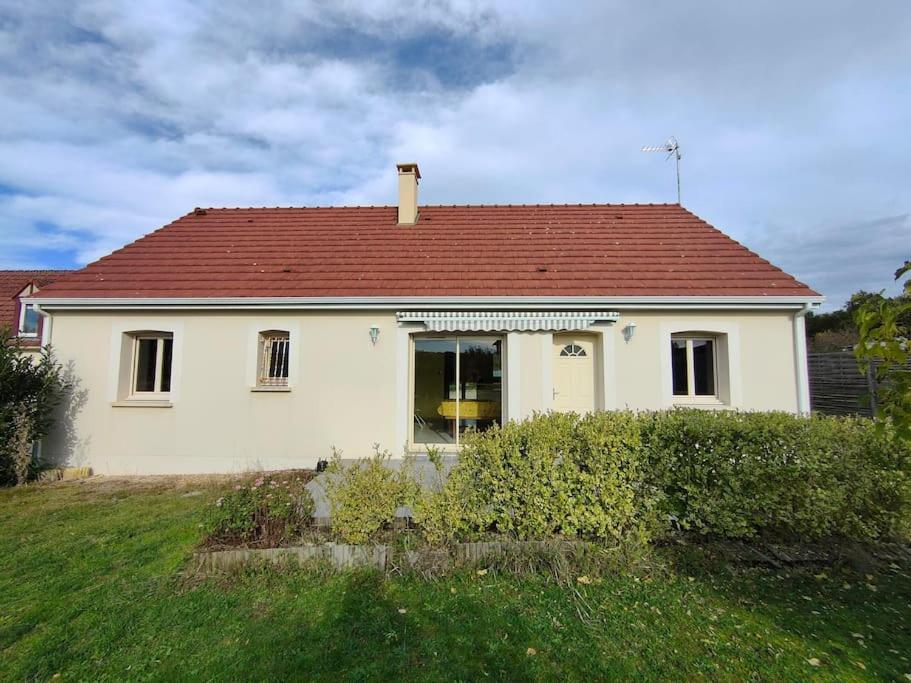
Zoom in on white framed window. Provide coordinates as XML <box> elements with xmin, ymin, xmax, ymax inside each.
<box><xmin>671</xmin><ymin>335</ymin><xmax>717</xmax><ymax>399</ymax></box>
<box><xmin>258</xmin><ymin>331</ymin><xmax>290</xmax><ymax>387</ymax></box>
<box><xmin>131</xmin><ymin>333</ymin><xmax>174</xmax><ymax>396</ymax></box>
<box><xmin>18</xmin><ymin>302</ymin><xmax>39</xmax><ymax>337</ymax></box>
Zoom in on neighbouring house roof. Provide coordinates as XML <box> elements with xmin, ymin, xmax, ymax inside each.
<box><xmin>33</xmin><ymin>204</ymin><xmax>819</xmax><ymax>300</ymax></box>
<box><xmin>1</xmin><ymin>270</ymin><xmax>71</xmax><ymax>343</ymax></box>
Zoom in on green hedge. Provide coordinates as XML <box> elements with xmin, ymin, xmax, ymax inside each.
<box><xmin>642</xmin><ymin>410</ymin><xmax>910</xmax><ymax>540</ymax></box>
<box><xmin>416</xmin><ymin>411</ymin><xmax>911</xmax><ymax>544</ymax></box>
<box><xmin>415</xmin><ymin>412</ymin><xmax>661</xmax><ymax>545</ymax></box>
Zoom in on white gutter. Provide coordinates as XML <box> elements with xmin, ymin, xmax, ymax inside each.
<box><xmin>792</xmin><ymin>302</ymin><xmax>815</xmax><ymax>415</ymax></box>
<box><xmin>28</xmin><ymin>294</ymin><xmax>825</xmax><ymax>312</ymax></box>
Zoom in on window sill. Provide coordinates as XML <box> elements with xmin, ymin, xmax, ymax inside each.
<box><xmin>251</xmin><ymin>386</ymin><xmax>292</xmax><ymax>393</ymax></box>
<box><xmin>112</xmin><ymin>400</ymin><xmax>173</xmax><ymax>408</ymax></box>
<box><xmin>408</xmin><ymin>443</ymin><xmax>460</xmax><ymax>453</ymax></box>
<box><xmin>672</xmin><ymin>398</ymin><xmax>727</xmax><ymax>409</ymax></box>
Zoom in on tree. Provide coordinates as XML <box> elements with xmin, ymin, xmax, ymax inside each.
<box><xmin>854</xmin><ymin>261</ymin><xmax>911</xmax><ymax>440</ymax></box>
<box><xmin>807</xmin><ymin>286</ymin><xmax>911</xmax><ymax>353</ymax></box>
<box><xmin>0</xmin><ymin>330</ymin><xmax>67</xmax><ymax>485</ymax></box>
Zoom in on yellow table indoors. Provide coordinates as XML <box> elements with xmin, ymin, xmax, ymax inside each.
<box><xmin>436</xmin><ymin>400</ymin><xmax>500</xmax><ymax>435</ymax></box>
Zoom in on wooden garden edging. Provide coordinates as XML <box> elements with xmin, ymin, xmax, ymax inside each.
<box><xmin>193</xmin><ymin>538</ymin><xmax>911</xmax><ymax>574</ymax></box>
<box><xmin>194</xmin><ymin>539</ymin><xmax>580</xmax><ymax>573</ymax></box>
<box><xmin>195</xmin><ymin>543</ymin><xmax>388</xmax><ymax>571</ymax></box>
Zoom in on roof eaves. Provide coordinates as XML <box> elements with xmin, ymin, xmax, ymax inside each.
<box><xmin>30</xmin><ymin>294</ymin><xmax>825</xmax><ymax>311</ymax></box>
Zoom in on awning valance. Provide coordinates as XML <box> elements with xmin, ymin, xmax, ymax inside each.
<box><xmin>396</xmin><ymin>311</ymin><xmax>620</xmax><ymax>332</ymax></box>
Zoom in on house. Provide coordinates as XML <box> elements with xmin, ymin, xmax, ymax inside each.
<box><xmin>2</xmin><ymin>270</ymin><xmax>70</xmax><ymax>356</ymax></box>
<box><xmin>31</xmin><ymin>163</ymin><xmax>822</xmax><ymax>475</ymax></box>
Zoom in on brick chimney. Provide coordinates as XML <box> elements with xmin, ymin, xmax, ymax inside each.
<box><xmin>396</xmin><ymin>162</ymin><xmax>420</xmax><ymax>225</ymax></box>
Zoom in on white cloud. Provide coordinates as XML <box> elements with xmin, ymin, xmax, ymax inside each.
<box><xmin>0</xmin><ymin>0</ymin><xmax>908</xmax><ymax>309</ymax></box>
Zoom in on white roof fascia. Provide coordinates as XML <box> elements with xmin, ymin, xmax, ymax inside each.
<box><xmin>28</xmin><ymin>295</ymin><xmax>824</xmax><ymax>312</ymax></box>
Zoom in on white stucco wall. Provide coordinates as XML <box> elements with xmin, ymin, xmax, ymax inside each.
<box><xmin>42</xmin><ymin>308</ymin><xmax>802</xmax><ymax>475</ymax></box>
<box><xmin>609</xmin><ymin>311</ymin><xmax>798</xmax><ymax>411</ymax></box>
<box><xmin>44</xmin><ymin>311</ymin><xmax>399</xmax><ymax>474</ymax></box>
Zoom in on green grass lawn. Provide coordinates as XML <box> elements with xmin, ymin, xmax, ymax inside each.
<box><xmin>1</xmin><ymin>478</ymin><xmax>909</xmax><ymax>682</ymax></box>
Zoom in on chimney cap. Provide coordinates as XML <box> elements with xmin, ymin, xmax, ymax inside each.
<box><xmin>396</xmin><ymin>162</ymin><xmax>421</xmax><ymax>180</ymax></box>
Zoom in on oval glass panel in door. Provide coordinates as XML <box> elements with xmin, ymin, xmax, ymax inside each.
<box><xmin>560</xmin><ymin>343</ymin><xmax>587</xmax><ymax>357</ymax></box>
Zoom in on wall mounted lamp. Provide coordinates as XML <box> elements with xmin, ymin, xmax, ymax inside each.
<box><xmin>622</xmin><ymin>322</ymin><xmax>637</xmax><ymax>343</ymax></box>
<box><xmin>369</xmin><ymin>325</ymin><xmax>380</xmax><ymax>345</ymax></box>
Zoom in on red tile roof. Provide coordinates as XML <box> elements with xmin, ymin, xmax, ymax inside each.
<box><xmin>35</xmin><ymin>205</ymin><xmax>818</xmax><ymax>299</ymax></box>
<box><xmin>1</xmin><ymin>270</ymin><xmax>70</xmax><ymax>343</ymax></box>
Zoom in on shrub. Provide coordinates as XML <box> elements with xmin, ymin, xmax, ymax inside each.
<box><xmin>854</xmin><ymin>259</ymin><xmax>911</xmax><ymax>441</ymax></box>
<box><xmin>204</xmin><ymin>471</ymin><xmax>315</xmax><ymax>547</ymax></box>
<box><xmin>8</xmin><ymin>404</ymin><xmax>32</xmax><ymax>486</ymax></box>
<box><xmin>641</xmin><ymin>410</ymin><xmax>911</xmax><ymax>540</ymax></box>
<box><xmin>324</xmin><ymin>446</ymin><xmax>421</xmax><ymax>544</ymax></box>
<box><xmin>1</xmin><ymin>336</ymin><xmax>68</xmax><ymax>486</ymax></box>
<box><xmin>414</xmin><ymin>412</ymin><xmax>661</xmax><ymax>545</ymax></box>
<box><xmin>411</xmin><ymin>456</ymin><xmax>475</xmax><ymax>546</ymax></box>
<box><xmin>415</xmin><ymin>410</ymin><xmax>910</xmax><ymax>545</ymax></box>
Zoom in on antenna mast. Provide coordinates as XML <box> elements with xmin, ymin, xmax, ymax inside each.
<box><xmin>641</xmin><ymin>136</ymin><xmax>682</xmax><ymax>204</ymax></box>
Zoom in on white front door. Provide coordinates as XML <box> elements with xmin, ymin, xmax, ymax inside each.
<box><xmin>552</xmin><ymin>334</ymin><xmax>596</xmax><ymax>413</ymax></box>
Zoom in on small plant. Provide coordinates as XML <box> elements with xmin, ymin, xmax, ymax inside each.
<box><xmin>324</xmin><ymin>445</ymin><xmax>421</xmax><ymax>544</ymax></box>
<box><xmin>204</xmin><ymin>471</ymin><xmax>314</xmax><ymax>547</ymax></box>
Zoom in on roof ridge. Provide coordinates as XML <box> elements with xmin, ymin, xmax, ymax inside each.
<box><xmin>192</xmin><ymin>203</ymin><xmax>684</xmax><ymax>211</ymax></box>
<box><xmin>0</xmin><ymin>269</ymin><xmax>73</xmax><ymax>273</ymax></box>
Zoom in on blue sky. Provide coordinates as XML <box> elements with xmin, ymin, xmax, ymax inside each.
<box><xmin>0</xmin><ymin>1</ymin><xmax>908</xmax><ymax>310</ymax></box>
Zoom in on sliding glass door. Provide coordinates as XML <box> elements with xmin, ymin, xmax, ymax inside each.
<box><xmin>412</xmin><ymin>336</ymin><xmax>503</xmax><ymax>446</ymax></box>
<box><xmin>413</xmin><ymin>339</ymin><xmax>457</xmax><ymax>444</ymax></box>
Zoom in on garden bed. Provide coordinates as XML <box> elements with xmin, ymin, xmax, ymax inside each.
<box><xmin>198</xmin><ymin>411</ymin><xmax>910</xmax><ymax>579</ymax></box>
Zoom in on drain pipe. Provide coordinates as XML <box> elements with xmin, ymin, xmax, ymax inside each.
<box><xmin>34</xmin><ymin>304</ymin><xmax>53</xmax><ymax>349</ymax></box>
<box><xmin>793</xmin><ymin>302</ymin><xmax>814</xmax><ymax>415</ymax></box>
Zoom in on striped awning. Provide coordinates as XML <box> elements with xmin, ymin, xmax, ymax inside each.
<box><xmin>396</xmin><ymin>311</ymin><xmax>620</xmax><ymax>332</ymax></box>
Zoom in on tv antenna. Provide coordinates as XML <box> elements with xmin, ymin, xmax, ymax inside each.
<box><xmin>641</xmin><ymin>136</ymin><xmax>682</xmax><ymax>204</ymax></box>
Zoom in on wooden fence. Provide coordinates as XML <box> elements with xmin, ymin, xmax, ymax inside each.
<box><xmin>807</xmin><ymin>352</ymin><xmax>876</xmax><ymax>417</ymax></box>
